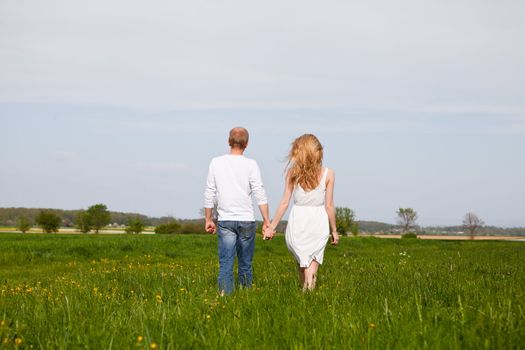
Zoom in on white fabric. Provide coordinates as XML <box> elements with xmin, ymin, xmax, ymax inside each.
<box><xmin>204</xmin><ymin>154</ymin><xmax>268</xmax><ymax>221</ymax></box>
<box><xmin>286</xmin><ymin>167</ymin><xmax>330</xmax><ymax>267</ymax></box>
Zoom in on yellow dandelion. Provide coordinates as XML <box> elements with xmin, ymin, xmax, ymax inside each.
<box><xmin>149</xmin><ymin>341</ymin><xmax>158</xmax><ymax>349</ymax></box>
<box><xmin>137</xmin><ymin>336</ymin><xmax>144</xmax><ymax>343</ymax></box>
<box><xmin>0</xmin><ymin>320</ymin><xmax>5</xmax><ymax>327</ymax></box>
<box><xmin>206</xmin><ymin>315</ymin><xmax>211</xmax><ymax>320</ymax></box>
<box><xmin>15</xmin><ymin>337</ymin><xmax>23</xmax><ymax>346</ymax></box>
<box><xmin>156</xmin><ymin>294</ymin><xmax>163</xmax><ymax>304</ymax></box>
<box><xmin>179</xmin><ymin>288</ymin><xmax>186</xmax><ymax>292</ymax></box>
<box><xmin>93</xmin><ymin>287</ymin><xmax>98</xmax><ymax>293</ymax></box>
<box><xmin>368</xmin><ymin>323</ymin><xmax>376</xmax><ymax>329</ymax></box>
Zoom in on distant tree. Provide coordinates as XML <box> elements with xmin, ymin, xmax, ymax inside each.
<box><xmin>16</xmin><ymin>216</ymin><xmax>32</xmax><ymax>233</ymax></box>
<box><xmin>336</xmin><ymin>207</ymin><xmax>358</xmax><ymax>236</ymax></box>
<box><xmin>75</xmin><ymin>211</ymin><xmax>92</xmax><ymax>233</ymax></box>
<box><xmin>87</xmin><ymin>204</ymin><xmax>111</xmax><ymax>234</ymax></box>
<box><xmin>125</xmin><ymin>217</ymin><xmax>145</xmax><ymax>234</ymax></box>
<box><xmin>36</xmin><ymin>210</ymin><xmax>61</xmax><ymax>233</ymax></box>
<box><xmin>155</xmin><ymin>221</ymin><xmax>182</xmax><ymax>234</ymax></box>
<box><xmin>396</xmin><ymin>208</ymin><xmax>418</xmax><ymax>233</ymax></box>
<box><xmin>462</xmin><ymin>212</ymin><xmax>484</xmax><ymax>240</ymax></box>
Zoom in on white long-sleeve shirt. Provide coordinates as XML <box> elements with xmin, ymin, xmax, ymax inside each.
<box><xmin>204</xmin><ymin>154</ymin><xmax>268</xmax><ymax>221</ymax></box>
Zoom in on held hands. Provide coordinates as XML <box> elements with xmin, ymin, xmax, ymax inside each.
<box><xmin>331</xmin><ymin>231</ymin><xmax>340</xmax><ymax>245</ymax></box>
<box><xmin>205</xmin><ymin>220</ymin><xmax>216</xmax><ymax>234</ymax></box>
<box><xmin>262</xmin><ymin>221</ymin><xmax>275</xmax><ymax>240</ymax></box>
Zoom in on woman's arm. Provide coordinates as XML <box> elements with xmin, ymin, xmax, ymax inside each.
<box><xmin>325</xmin><ymin>169</ymin><xmax>340</xmax><ymax>245</ymax></box>
<box><xmin>264</xmin><ymin>174</ymin><xmax>293</xmax><ymax>238</ymax></box>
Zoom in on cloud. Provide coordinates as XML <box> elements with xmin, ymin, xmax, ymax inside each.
<box><xmin>1</xmin><ymin>0</ymin><xmax>524</xmax><ymax>112</ymax></box>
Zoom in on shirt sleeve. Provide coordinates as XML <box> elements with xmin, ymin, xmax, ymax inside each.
<box><xmin>249</xmin><ymin>160</ymin><xmax>268</xmax><ymax>205</ymax></box>
<box><xmin>203</xmin><ymin>160</ymin><xmax>217</xmax><ymax>208</ymax></box>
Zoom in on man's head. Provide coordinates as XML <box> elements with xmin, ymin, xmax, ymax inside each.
<box><xmin>228</xmin><ymin>127</ymin><xmax>249</xmax><ymax>150</ymax></box>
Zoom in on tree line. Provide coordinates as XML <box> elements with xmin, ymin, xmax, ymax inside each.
<box><xmin>27</xmin><ymin>204</ymin><xmax>126</xmax><ymax>234</ymax></box>
<box><xmin>0</xmin><ymin>207</ymin><xmax>152</xmax><ymax>227</ymax></box>
<box><xmin>10</xmin><ymin>205</ymin><xmax>359</xmax><ymax>235</ymax></box>
<box><xmin>9</xmin><ymin>204</ymin><xmax>208</xmax><ymax>235</ymax></box>
<box><xmin>3</xmin><ymin>206</ymin><xmax>524</xmax><ymax>236</ymax></box>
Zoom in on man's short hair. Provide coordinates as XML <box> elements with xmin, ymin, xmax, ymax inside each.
<box><xmin>229</xmin><ymin>127</ymin><xmax>249</xmax><ymax>149</ymax></box>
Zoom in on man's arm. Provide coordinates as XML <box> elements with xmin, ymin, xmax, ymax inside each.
<box><xmin>258</xmin><ymin>203</ymin><xmax>270</xmax><ymax>230</ymax></box>
<box><xmin>250</xmin><ymin>161</ymin><xmax>271</xmax><ymax>231</ymax></box>
<box><xmin>204</xmin><ymin>161</ymin><xmax>217</xmax><ymax>234</ymax></box>
<box><xmin>205</xmin><ymin>207</ymin><xmax>216</xmax><ymax>234</ymax></box>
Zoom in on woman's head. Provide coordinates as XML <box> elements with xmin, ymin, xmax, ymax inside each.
<box><xmin>286</xmin><ymin>134</ymin><xmax>324</xmax><ymax>191</ymax></box>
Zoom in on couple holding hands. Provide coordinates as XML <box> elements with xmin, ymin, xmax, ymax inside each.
<box><xmin>204</xmin><ymin>127</ymin><xmax>339</xmax><ymax>295</ymax></box>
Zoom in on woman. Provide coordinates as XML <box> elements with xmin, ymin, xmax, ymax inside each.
<box><xmin>265</xmin><ymin>134</ymin><xmax>339</xmax><ymax>291</ymax></box>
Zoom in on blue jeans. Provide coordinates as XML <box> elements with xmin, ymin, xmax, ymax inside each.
<box><xmin>217</xmin><ymin>221</ymin><xmax>256</xmax><ymax>295</ymax></box>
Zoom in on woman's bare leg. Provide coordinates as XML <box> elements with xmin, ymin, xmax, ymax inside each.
<box><xmin>304</xmin><ymin>260</ymin><xmax>320</xmax><ymax>291</ymax></box>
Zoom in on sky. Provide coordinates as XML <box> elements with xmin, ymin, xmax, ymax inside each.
<box><xmin>1</xmin><ymin>0</ymin><xmax>524</xmax><ymax>226</ymax></box>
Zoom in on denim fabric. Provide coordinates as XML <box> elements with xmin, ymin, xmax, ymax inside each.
<box><xmin>217</xmin><ymin>221</ymin><xmax>256</xmax><ymax>295</ymax></box>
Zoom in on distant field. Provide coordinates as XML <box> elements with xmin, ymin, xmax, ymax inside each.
<box><xmin>0</xmin><ymin>227</ymin><xmax>156</xmax><ymax>234</ymax></box>
<box><xmin>371</xmin><ymin>234</ymin><xmax>525</xmax><ymax>241</ymax></box>
<box><xmin>0</xmin><ymin>234</ymin><xmax>524</xmax><ymax>349</ymax></box>
<box><xmin>2</xmin><ymin>227</ymin><xmax>524</xmax><ymax>241</ymax></box>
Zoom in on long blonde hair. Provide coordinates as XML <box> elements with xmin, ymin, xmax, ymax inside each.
<box><xmin>286</xmin><ymin>134</ymin><xmax>324</xmax><ymax>191</ymax></box>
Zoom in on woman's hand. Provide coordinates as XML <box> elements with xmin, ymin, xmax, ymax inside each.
<box><xmin>331</xmin><ymin>231</ymin><xmax>340</xmax><ymax>245</ymax></box>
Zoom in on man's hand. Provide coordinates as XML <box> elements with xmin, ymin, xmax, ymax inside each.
<box><xmin>205</xmin><ymin>220</ymin><xmax>216</xmax><ymax>234</ymax></box>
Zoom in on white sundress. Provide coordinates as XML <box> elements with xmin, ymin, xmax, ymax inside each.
<box><xmin>285</xmin><ymin>167</ymin><xmax>330</xmax><ymax>268</ymax></box>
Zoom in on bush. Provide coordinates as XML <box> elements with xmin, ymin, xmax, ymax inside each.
<box><xmin>125</xmin><ymin>217</ymin><xmax>145</xmax><ymax>234</ymax></box>
<box><xmin>36</xmin><ymin>210</ymin><xmax>61</xmax><ymax>233</ymax></box>
<box><xmin>87</xmin><ymin>204</ymin><xmax>111</xmax><ymax>234</ymax></box>
<box><xmin>336</xmin><ymin>207</ymin><xmax>356</xmax><ymax>235</ymax></box>
<box><xmin>16</xmin><ymin>216</ymin><xmax>32</xmax><ymax>233</ymax></box>
<box><xmin>75</xmin><ymin>211</ymin><xmax>92</xmax><ymax>233</ymax></box>
<box><xmin>401</xmin><ymin>233</ymin><xmax>418</xmax><ymax>239</ymax></box>
<box><xmin>350</xmin><ymin>222</ymin><xmax>359</xmax><ymax>236</ymax></box>
<box><xmin>154</xmin><ymin>221</ymin><xmax>181</xmax><ymax>234</ymax></box>
<box><xmin>180</xmin><ymin>221</ymin><xmax>206</xmax><ymax>234</ymax></box>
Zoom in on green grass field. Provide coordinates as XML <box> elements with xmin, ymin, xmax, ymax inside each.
<box><xmin>0</xmin><ymin>233</ymin><xmax>524</xmax><ymax>349</ymax></box>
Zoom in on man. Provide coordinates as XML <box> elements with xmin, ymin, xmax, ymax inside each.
<box><xmin>204</xmin><ymin>127</ymin><xmax>271</xmax><ymax>295</ymax></box>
